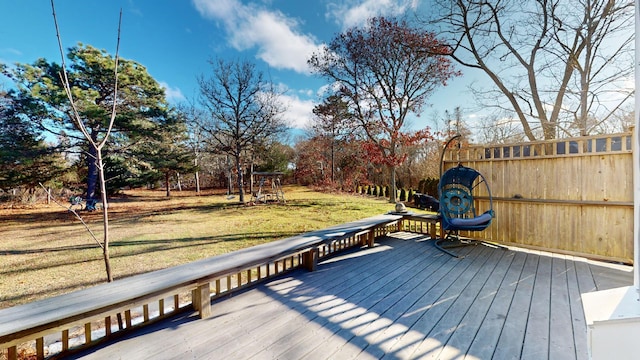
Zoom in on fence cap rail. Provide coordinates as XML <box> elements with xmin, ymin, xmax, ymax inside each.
<box><xmin>444</xmin><ymin>132</ymin><xmax>633</xmax><ymax>162</ymax></box>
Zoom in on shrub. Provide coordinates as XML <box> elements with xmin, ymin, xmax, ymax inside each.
<box><xmin>418</xmin><ymin>178</ymin><xmax>439</xmax><ymax>196</ymax></box>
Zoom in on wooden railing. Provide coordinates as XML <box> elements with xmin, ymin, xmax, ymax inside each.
<box><xmin>398</xmin><ymin>213</ymin><xmax>443</xmax><ymax>240</ymax></box>
<box><xmin>0</xmin><ymin>214</ymin><xmax>404</xmax><ymax>360</ymax></box>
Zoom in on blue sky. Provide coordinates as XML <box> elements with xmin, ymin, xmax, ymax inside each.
<box><xmin>0</xmin><ymin>0</ymin><xmax>475</xmax><ymax>132</ymax></box>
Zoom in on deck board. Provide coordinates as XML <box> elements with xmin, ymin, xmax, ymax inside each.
<box><xmin>375</xmin><ymin>247</ymin><xmax>480</xmax><ymax>359</ymax></box>
<box><xmin>436</xmin><ymin>247</ymin><xmax>516</xmax><ymax>359</ymax></box>
<box><xmin>409</xmin><ymin>247</ymin><xmax>503</xmax><ymax>359</ymax></box>
<box><xmin>492</xmin><ymin>252</ymin><xmax>538</xmax><ymax>359</ymax></box>
<box><xmin>68</xmin><ymin>232</ymin><xmax>633</xmax><ymax>360</ymax></box>
<box><xmin>521</xmin><ymin>252</ymin><xmax>552</xmax><ymax>360</ymax></box>
<box><xmin>549</xmin><ymin>255</ymin><xmax>576</xmax><ymax>360</ymax></box>
<box><xmin>566</xmin><ymin>256</ymin><xmax>589</xmax><ymax>360</ymax></box>
<box><xmin>465</xmin><ymin>250</ymin><xmax>527</xmax><ymax>359</ymax></box>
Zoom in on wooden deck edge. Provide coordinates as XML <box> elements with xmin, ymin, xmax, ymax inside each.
<box><xmin>495</xmin><ymin>240</ymin><xmax>634</xmax><ymax>265</ymax></box>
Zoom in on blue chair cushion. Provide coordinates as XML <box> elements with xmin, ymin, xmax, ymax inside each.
<box><xmin>448</xmin><ymin>211</ymin><xmax>493</xmax><ymax>227</ymax></box>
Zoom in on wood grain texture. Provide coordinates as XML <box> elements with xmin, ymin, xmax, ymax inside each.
<box><xmin>445</xmin><ymin>132</ymin><xmax>634</xmax><ymax>263</ymax></box>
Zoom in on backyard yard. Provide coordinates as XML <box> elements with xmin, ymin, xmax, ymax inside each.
<box><xmin>0</xmin><ymin>185</ymin><xmax>412</xmax><ymax>309</ymax></box>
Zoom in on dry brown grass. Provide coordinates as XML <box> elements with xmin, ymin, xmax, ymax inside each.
<box><xmin>0</xmin><ymin>185</ymin><xmax>418</xmax><ymax>309</ymax></box>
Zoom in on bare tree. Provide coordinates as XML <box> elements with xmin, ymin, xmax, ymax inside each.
<box><xmin>179</xmin><ymin>102</ymin><xmax>208</xmax><ymax>194</ymax></box>
<box><xmin>477</xmin><ymin>115</ymin><xmax>527</xmax><ymax>145</ymax></box>
<box><xmin>429</xmin><ymin>0</ymin><xmax>634</xmax><ymax>140</ymax></box>
<box><xmin>51</xmin><ymin>0</ymin><xmax>121</xmax><ymax>282</ymax></box>
<box><xmin>198</xmin><ymin>58</ymin><xmax>287</xmax><ymax>203</ymax></box>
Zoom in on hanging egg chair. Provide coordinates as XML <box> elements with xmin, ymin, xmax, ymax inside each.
<box><xmin>435</xmin><ymin>136</ymin><xmax>505</xmax><ymax>257</ymax></box>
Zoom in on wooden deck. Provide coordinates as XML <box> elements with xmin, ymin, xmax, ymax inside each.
<box><xmin>68</xmin><ymin>232</ymin><xmax>632</xmax><ymax>360</ymax></box>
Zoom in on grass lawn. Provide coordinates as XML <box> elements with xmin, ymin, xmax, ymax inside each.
<box><xmin>0</xmin><ymin>185</ymin><xmax>425</xmax><ymax>309</ymax></box>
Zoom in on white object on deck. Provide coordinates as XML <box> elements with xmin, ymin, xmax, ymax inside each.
<box><xmin>581</xmin><ymin>6</ymin><xmax>640</xmax><ymax>358</ymax></box>
<box><xmin>582</xmin><ymin>286</ymin><xmax>640</xmax><ymax>360</ymax></box>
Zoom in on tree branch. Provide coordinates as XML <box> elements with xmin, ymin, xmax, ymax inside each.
<box><xmin>38</xmin><ymin>183</ymin><xmax>104</xmax><ymax>250</ymax></box>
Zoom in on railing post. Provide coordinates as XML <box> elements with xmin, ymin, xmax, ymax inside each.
<box><xmin>36</xmin><ymin>337</ymin><xmax>44</xmax><ymax>360</ymax></box>
<box><xmin>8</xmin><ymin>346</ymin><xmax>16</xmax><ymax>360</ymax></box>
<box><xmin>302</xmin><ymin>247</ymin><xmax>318</xmax><ymax>271</ymax></box>
<box><xmin>192</xmin><ymin>283</ymin><xmax>211</xmax><ymax>319</ymax></box>
<box><xmin>366</xmin><ymin>228</ymin><xmax>376</xmax><ymax>247</ymax></box>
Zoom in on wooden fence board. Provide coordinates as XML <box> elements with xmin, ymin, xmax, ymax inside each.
<box><xmin>446</xmin><ymin>132</ymin><xmax>634</xmax><ymax>263</ymax></box>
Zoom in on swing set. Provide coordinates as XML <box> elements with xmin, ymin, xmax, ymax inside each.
<box><xmin>250</xmin><ymin>172</ymin><xmax>285</xmax><ymax>204</ymax></box>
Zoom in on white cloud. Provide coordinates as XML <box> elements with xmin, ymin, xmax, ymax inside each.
<box><xmin>159</xmin><ymin>81</ymin><xmax>185</xmax><ymax>102</ymax></box>
<box><xmin>298</xmin><ymin>89</ymin><xmax>314</xmax><ymax>97</ymax></box>
<box><xmin>192</xmin><ymin>0</ymin><xmax>322</xmax><ymax>74</ymax></box>
<box><xmin>192</xmin><ymin>0</ymin><xmax>238</xmax><ymax>19</ymax></box>
<box><xmin>281</xmin><ymin>93</ymin><xmax>316</xmax><ymax>129</ymax></box>
<box><xmin>0</xmin><ymin>48</ymin><xmax>22</xmax><ymax>56</ymax></box>
<box><xmin>326</xmin><ymin>0</ymin><xmax>421</xmax><ymax>29</ymax></box>
<box><xmin>316</xmin><ymin>82</ymin><xmax>343</xmax><ymax>98</ymax></box>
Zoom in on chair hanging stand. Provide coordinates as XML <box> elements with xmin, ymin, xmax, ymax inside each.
<box><xmin>435</xmin><ymin>135</ymin><xmax>507</xmax><ymax>258</ymax></box>
<box><xmin>434</xmin><ymin>230</ymin><xmax>507</xmax><ymax>258</ymax></box>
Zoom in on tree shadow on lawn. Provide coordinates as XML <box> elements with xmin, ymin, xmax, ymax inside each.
<box><xmin>0</xmin><ymin>201</ymin><xmax>244</xmax><ymax>229</ymax></box>
<box><xmin>1</xmin><ymin>230</ymin><xmax>303</xmax><ymax>308</ymax></box>
<box><xmin>1</xmin><ymin>231</ymin><xmax>301</xmax><ymax>276</ymax></box>
<box><xmin>0</xmin><ymin>278</ymin><xmax>103</xmax><ymax>308</ymax></box>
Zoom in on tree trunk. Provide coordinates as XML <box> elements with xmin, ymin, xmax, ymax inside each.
<box><xmin>390</xmin><ymin>165</ymin><xmax>397</xmax><ymax>203</ymax></box>
<box><xmin>235</xmin><ymin>152</ymin><xmax>244</xmax><ymax>203</ymax></box>
<box><xmin>249</xmin><ymin>160</ymin><xmax>254</xmax><ymax>195</ymax></box>
<box><xmin>331</xmin><ymin>138</ymin><xmax>335</xmax><ymax>184</ymax></box>
<box><xmin>226</xmin><ymin>155</ymin><xmax>232</xmax><ymax>195</ymax></box>
<box><xmin>86</xmin><ymin>135</ymin><xmax>99</xmax><ymax>205</ymax></box>
<box><xmin>165</xmin><ymin>172</ymin><xmax>171</xmax><ymax>197</ymax></box>
<box><xmin>194</xmin><ymin>154</ymin><xmax>200</xmax><ymax>194</ymax></box>
<box><xmin>96</xmin><ymin>150</ymin><xmax>113</xmax><ymax>282</ymax></box>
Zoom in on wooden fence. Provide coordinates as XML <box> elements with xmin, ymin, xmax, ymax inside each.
<box><xmin>443</xmin><ymin>132</ymin><xmax>634</xmax><ymax>264</ymax></box>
